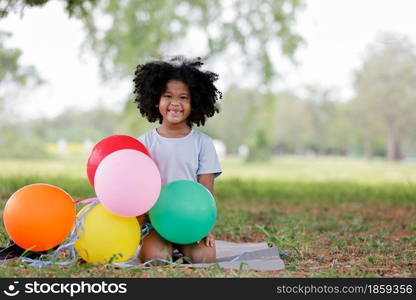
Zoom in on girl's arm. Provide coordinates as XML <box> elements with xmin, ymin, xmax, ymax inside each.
<box><xmin>197</xmin><ymin>173</ymin><xmax>216</xmax><ymax>247</ymax></box>
<box><xmin>197</xmin><ymin>173</ymin><xmax>215</xmax><ymax>195</ymax></box>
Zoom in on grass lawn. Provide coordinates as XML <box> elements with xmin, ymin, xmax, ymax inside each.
<box><xmin>0</xmin><ymin>155</ymin><xmax>415</xmax><ymax>277</ymax></box>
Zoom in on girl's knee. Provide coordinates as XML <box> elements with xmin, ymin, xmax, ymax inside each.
<box><xmin>139</xmin><ymin>247</ymin><xmax>172</xmax><ymax>263</ymax></box>
<box><xmin>182</xmin><ymin>245</ymin><xmax>216</xmax><ymax>263</ymax></box>
<box><xmin>192</xmin><ymin>252</ymin><xmax>216</xmax><ymax>263</ymax></box>
<box><xmin>139</xmin><ymin>231</ymin><xmax>173</xmax><ymax>263</ymax></box>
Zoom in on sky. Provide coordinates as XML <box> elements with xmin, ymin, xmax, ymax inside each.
<box><xmin>1</xmin><ymin>0</ymin><xmax>416</xmax><ymax>119</ymax></box>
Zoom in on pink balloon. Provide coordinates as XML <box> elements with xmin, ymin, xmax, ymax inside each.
<box><xmin>94</xmin><ymin>149</ymin><xmax>161</xmax><ymax>217</ymax></box>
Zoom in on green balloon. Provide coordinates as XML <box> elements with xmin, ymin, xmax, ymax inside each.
<box><xmin>149</xmin><ymin>180</ymin><xmax>217</xmax><ymax>244</ymax></box>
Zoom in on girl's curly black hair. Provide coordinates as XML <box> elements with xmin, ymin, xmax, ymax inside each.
<box><xmin>133</xmin><ymin>56</ymin><xmax>222</xmax><ymax>127</ymax></box>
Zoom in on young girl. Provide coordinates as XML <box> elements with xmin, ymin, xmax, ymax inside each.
<box><xmin>133</xmin><ymin>56</ymin><xmax>223</xmax><ymax>264</ymax></box>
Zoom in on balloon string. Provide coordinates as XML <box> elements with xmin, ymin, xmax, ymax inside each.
<box><xmin>74</xmin><ymin>197</ymin><xmax>97</xmax><ymax>204</ymax></box>
<box><xmin>229</xmin><ymin>251</ymin><xmax>249</xmax><ymax>262</ymax></box>
<box><xmin>15</xmin><ymin>197</ymin><xmax>197</xmax><ymax>269</ymax></box>
<box><xmin>140</xmin><ymin>222</ymin><xmax>153</xmax><ymax>239</ymax></box>
<box><xmin>17</xmin><ymin>198</ymin><xmax>158</xmax><ymax>268</ymax></box>
<box><xmin>113</xmin><ymin>258</ymin><xmax>177</xmax><ymax>268</ymax></box>
<box><xmin>20</xmin><ymin>199</ymin><xmax>100</xmax><ymax>268</ymax></box>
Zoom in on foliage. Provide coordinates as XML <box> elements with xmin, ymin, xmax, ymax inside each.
<box><xmin>272</xmin><ymin>90</ymin><xmax>312</xmax><ymax>154</ymax></box>
<box><xmin>203</xmin><ymin>86</ymin><xmax>258</xmax><ymax>152</ymax></box>
<box><xmin>112</xmin><ymin>33</ymin><xmax>416</xmax><ymax>160</ymax></box>
<box><xmin>0</xmin><ymin>0</ymin><xmax>97</xmax><ymax>18</ymax></box>
<box><xmin>0</xmin><ymin>32</ymin><xmax>36</xmax><ymax>84</ymax></box>
<box><xmin>246</xmin><ymin>128</ymin><xmax>274</xmax><ymax>162</ymax></box>
<box><xmin>0</xmin><ymin>123</ymin><xmax>50</xmax><ymax>159</ymax></box>
<box><xmin>117</xmin><ymin>95</ymin><xmax>162</xmax><ymax>137</ymax></box>
<box><xmin>352</xmin><ymin>32</ymin><xmax>416</xmax><ymax>161</ymax></box>
<box><xmin>32</xmin><ymin>106</ymin><xmax>119</xmax><ymax>142</ymax></box>
<box><xmin>80</xmin><ymin>0</ymin><xmax>304</xmax><ymax>83</ymax></box>
<box><xmin>0</xmin><ymin>31</ymin><xmax>42</xmax><ymax>118</ymax></box>
<box><xmin>0</xmin><ymin>31</ymin><xmax>44</xmax><ymax>157</ymax></box>
<box><xmin>1</xmin><ymin>105</ymin><xmax>118</xmax><ymax>159</ymax></box>
<box><xmin>1</xmin><ymin>0</ymin><xmax>305</xmax><ymax>83</ymax></box>
<box><xmin>2</xmin><ymin>4</ymin><xmax>416</xmax><ymax>162</ymax></box>
<box><xmin>204</xmin><ymin>86</ymin><xmax>359</xmax><ymax>159</ymax></box>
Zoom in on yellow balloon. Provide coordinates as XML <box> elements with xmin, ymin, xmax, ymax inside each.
<box><xmin>74</xmin><ymin>203</ymin><xmax>141</xmax><ymax>263</ymax></box>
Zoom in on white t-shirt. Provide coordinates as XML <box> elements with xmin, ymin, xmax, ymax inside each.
<box><xmin>138</xmin><ymin>128</ymin><xmax>222</xmax><ymax>186</ymax></box>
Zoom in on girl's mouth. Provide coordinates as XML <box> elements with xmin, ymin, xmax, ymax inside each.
<box><xmin>168</xmin><ymin>110</ymin><xmax>183</xmax><ymax>116</ymax></box>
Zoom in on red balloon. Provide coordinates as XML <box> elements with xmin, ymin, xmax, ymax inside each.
<box><xmin>87</xmin><ymin>135</ymin><xmax>151</xmax><ymax>188</ymax></box>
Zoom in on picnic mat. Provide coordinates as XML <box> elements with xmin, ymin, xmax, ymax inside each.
<box><xmin>190</xmin><ymin>240</ymin><xmax>285</xmax><ymax>271</ymax></box>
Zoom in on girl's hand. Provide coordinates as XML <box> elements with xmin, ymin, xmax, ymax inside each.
<box><xmin>203</xmin><ymin>233</ymin><xmax>215</xmax><ymax>247</ymax></box>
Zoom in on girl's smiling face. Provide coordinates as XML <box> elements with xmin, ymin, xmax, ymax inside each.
<box><xmin>158</xmin><ymin>80</ymin><xmax>191</xmax><ymax>126</ymax></box>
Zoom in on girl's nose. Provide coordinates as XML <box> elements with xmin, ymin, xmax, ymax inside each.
<box><xmin>170</xmin><ymin>98</ymin><xmax>180</xmax><ymax>105</ymax></box>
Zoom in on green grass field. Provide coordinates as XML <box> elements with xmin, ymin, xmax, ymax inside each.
<box><xmin>0</xmin><ymin>155</ymin><xmax>415</xmax><ymax>277</ymax></box>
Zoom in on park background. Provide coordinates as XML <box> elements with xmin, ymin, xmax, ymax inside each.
<box><xmin>0</xmin><ymin>0</ymin><xmax>415</xmax><ymax>277</ymax></box>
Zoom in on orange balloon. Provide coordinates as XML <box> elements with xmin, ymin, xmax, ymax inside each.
<box><xmin>3</xmin><ymin>184</ymin><xmax>76</xmax><ymax>252</ymax></box>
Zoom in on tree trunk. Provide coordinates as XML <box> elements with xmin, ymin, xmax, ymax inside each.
<box><xmin>386</xmin><ymin>128</ymin><xmax>403</xmax><ymax>161</ymax></box>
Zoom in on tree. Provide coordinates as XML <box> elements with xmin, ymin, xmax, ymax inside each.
<box><xmin>353</xmin><ymin>32</ymin><xmax>416</xmax><ymax>161</ymax></box>
<box><xmin>116</xmin><ymin>96</ymin><xmax>155</xmax><ymax>137</ymax></box>
<box><xmin>0</xmin><ymin>30</ymin><xmax>42</xmax><ymax>122</ymax></box>
<box><xmin>202</xmin><ymin>85</ymin><xmax>260</xmax><ymax>153</ymax></box>
<box><xmin>0</xmin><ymin>31</ymin><xmax>44</xmax><ymax>157</ymax></box>
<box><xmin>0</xmin><ymin>0</ymin><xmax>96</xmax><ymax>18</ymax></box>
<box><xmin>1</xmin><ymin>0</ymin><xmax>306</xmax><ymax>161</ymax></box>
<box><xmin>272</xmin><ymin>90</ymin><xmax>314</xmax><ymax>154</ymax></box>
<box><xmin>41</xmin><ymin>106</ymin><xmax>118</xmax><ymax>142</ymax></box>
<box><xmin>81</xmin><ymin>0</ymin><xmax>304</xmax><ymax>83</ymax></box>
<box><xmin>1</xmin><ymin>0</ymin><xmax>305</xmax><ymax>83</ymax></box>
<box><xmin>349</xmin><ymin>93</ymin><xmax>385</xmax><ymax>159</ymax></box>
<box><xmin>303</xmin><ymin>86</ymin><xmax>348</xmax><ymax>155</ymax></box>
